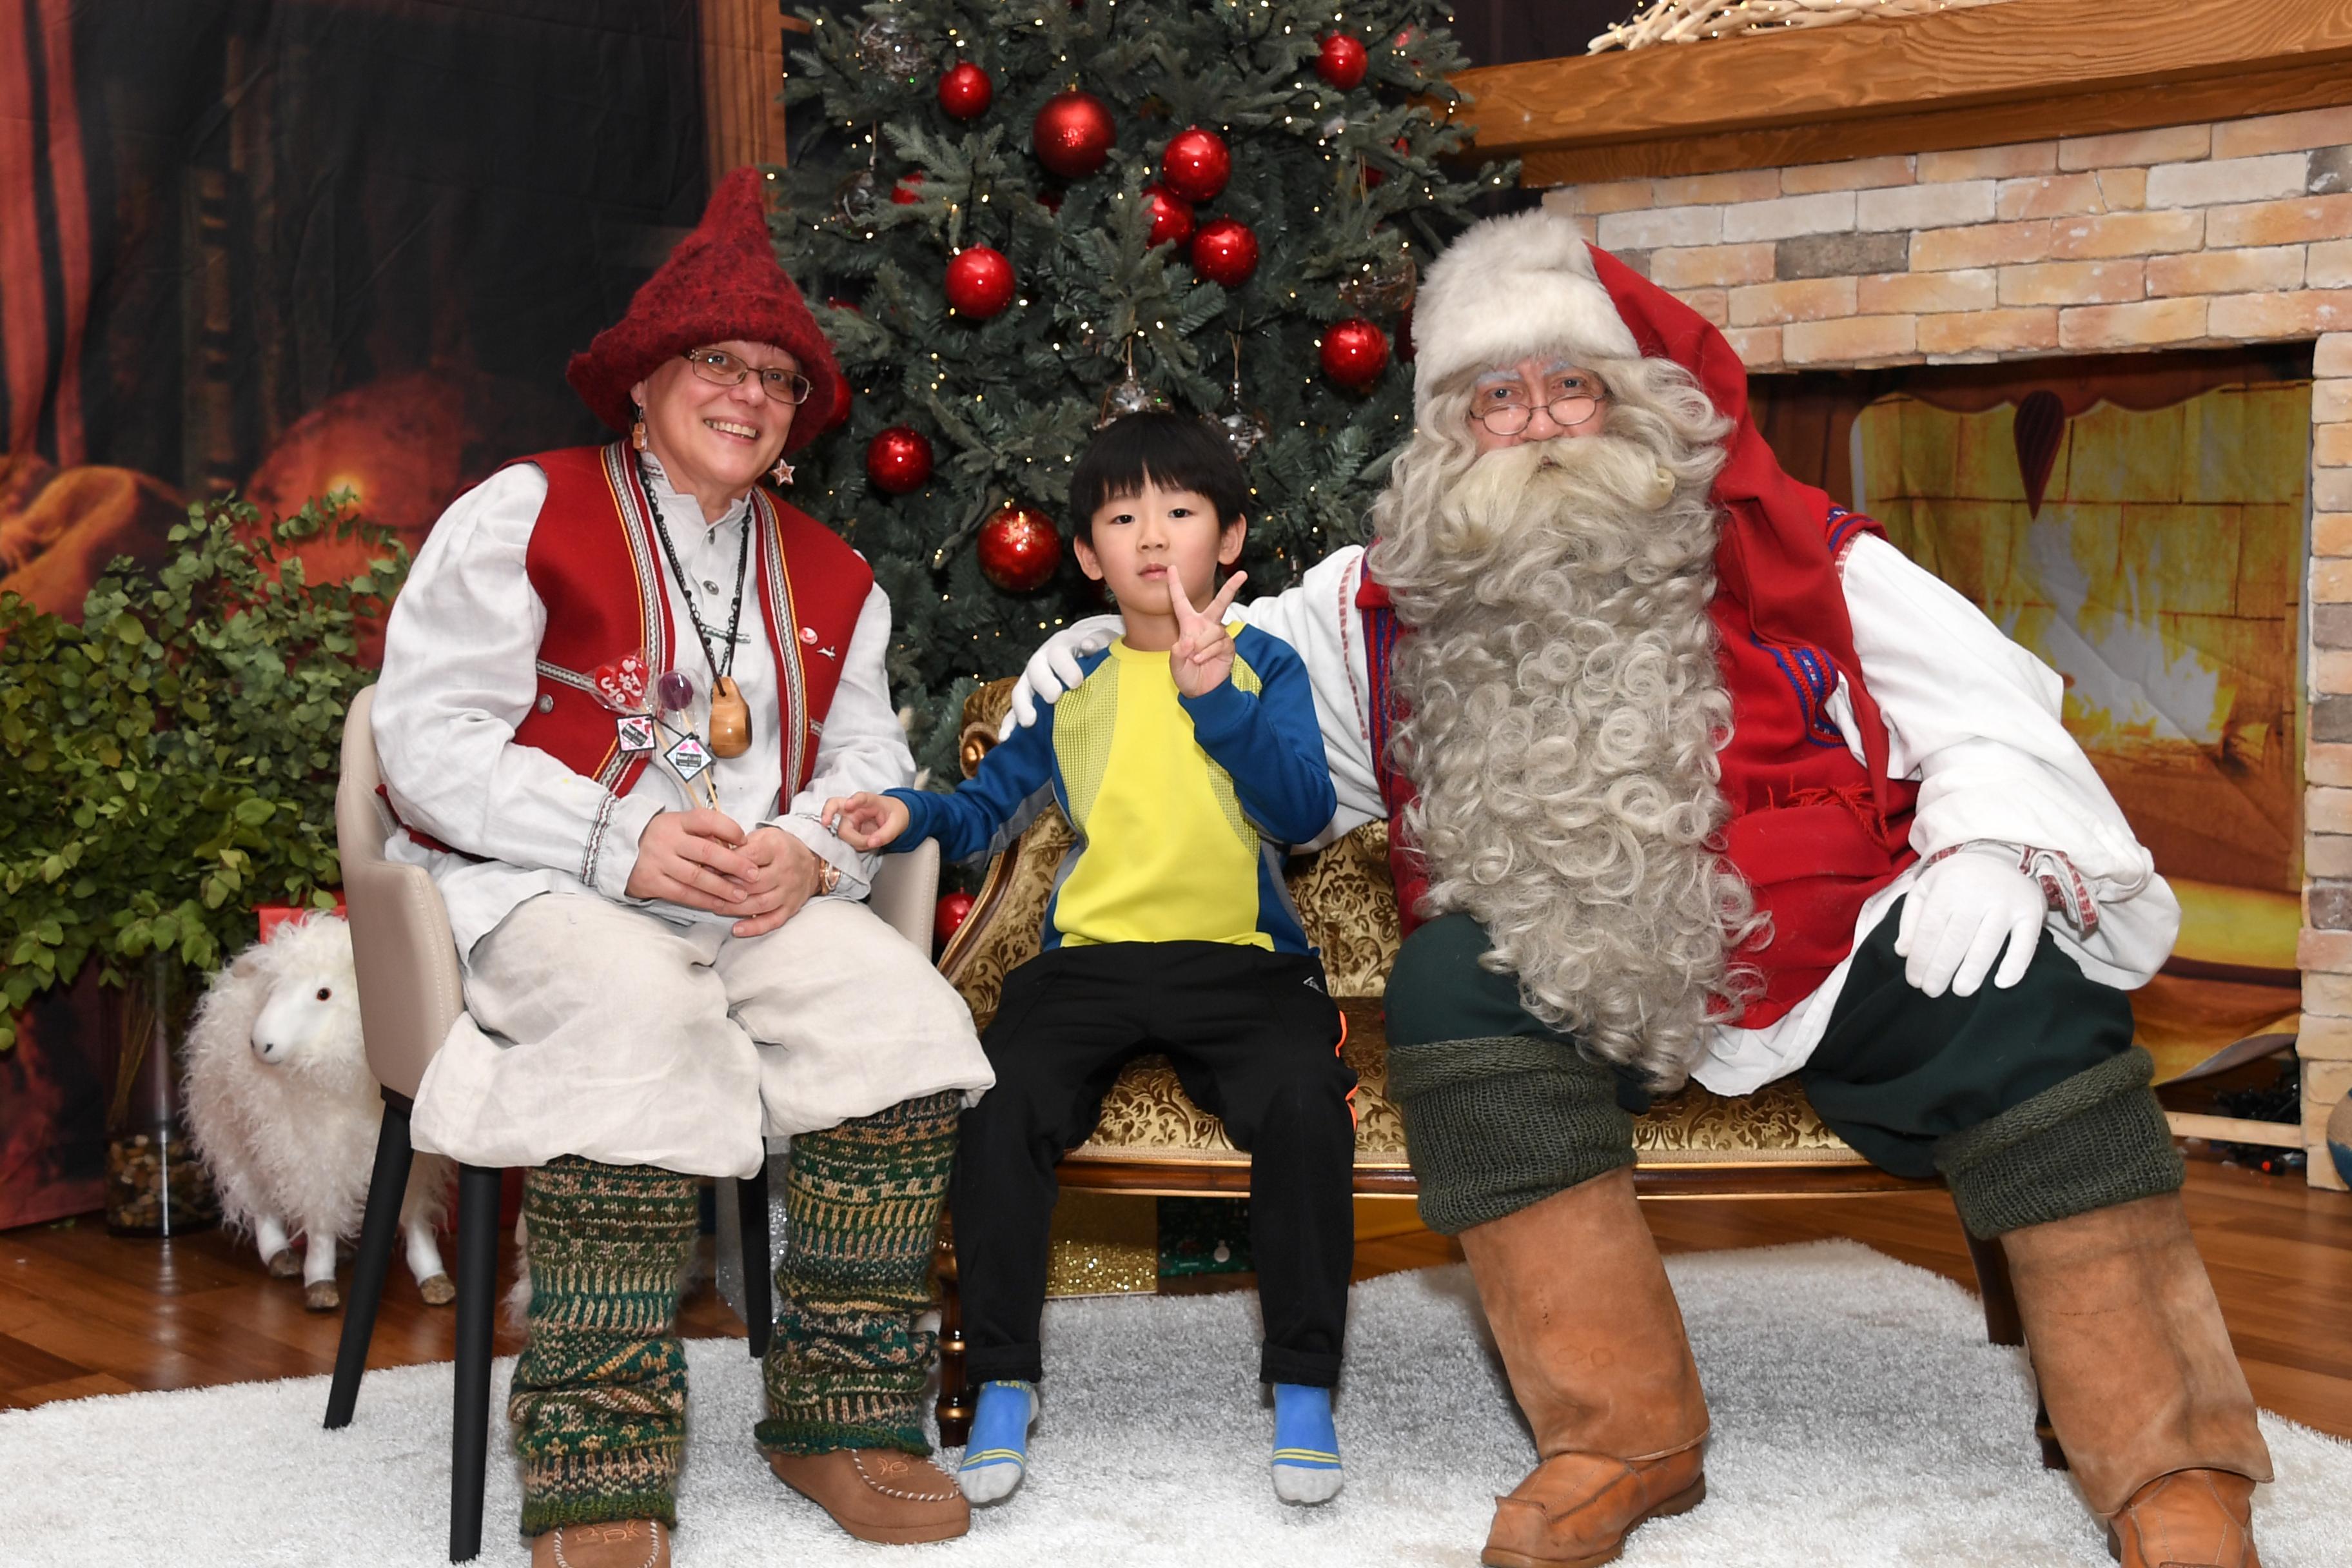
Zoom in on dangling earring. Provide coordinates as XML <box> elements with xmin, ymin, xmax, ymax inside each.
<box><xmin>629</xmin><ymin>404</ymin><xmax>649</xmax><ymax>453</ymax></box>
<box><xmin>769</xmin><ymin>455</ymin><xmax>795</xmax><ymax>486</ymax></box>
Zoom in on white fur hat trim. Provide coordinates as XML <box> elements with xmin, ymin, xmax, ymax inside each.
<box><xmin>1411</xmin><ymin>208</ymin><xmax>1640</xmax><ymax>408</ymax></box>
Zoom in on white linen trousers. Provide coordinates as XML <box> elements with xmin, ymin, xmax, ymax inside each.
<box><xmin>411</xmin><ymin>892</ymin><xmax>992</xmax><ymax>1179</ymax></box>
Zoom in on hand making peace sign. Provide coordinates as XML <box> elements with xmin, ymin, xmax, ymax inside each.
<box><xmin>1169</xmin><ymin>570</ymin><xmax>1248</xmax><ymax>699</ymax></box>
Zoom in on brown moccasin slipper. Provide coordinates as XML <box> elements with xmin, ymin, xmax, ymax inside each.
<box><xmin>527</xmin><ymin>1518</ymin><xmax>669</xmax><ymax>1568</ymax></box>
<box><xmin>767</xmin><ymin>1448</ymin><xmax>970</xmax><ymax>1544</ymax></box>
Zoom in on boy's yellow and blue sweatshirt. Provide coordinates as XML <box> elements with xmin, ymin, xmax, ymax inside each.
<box><xmin>883</xmin><ymin>623</ymin><xmax>1335</xmax><ymax>955</ymax></box>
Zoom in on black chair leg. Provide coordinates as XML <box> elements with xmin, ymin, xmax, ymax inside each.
<box><xmin>449</xmin><ymin>1162</ymin><xmax>502</xmax><ymax>1563</ymax></box>
<box><xmin>740</xmin><ymin>1159</ymin><xmax>773</xmax><ymax>1362</ymax></box>
<box><xmin>324</xmin><ymin>1090</ymin><xmax>416</xmax><ymax>1430</ymax></box>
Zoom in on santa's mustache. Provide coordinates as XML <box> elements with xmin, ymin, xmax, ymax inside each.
<box><xmin>1422</xmin><ymin>433</ymin><xmax>1692</xmax><ymax>580</ymax></box>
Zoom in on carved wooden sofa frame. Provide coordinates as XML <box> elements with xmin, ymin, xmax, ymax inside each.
<box><xmin>929</xmin><ymin>678</ymin><xmax>2043</xmax><ymax>1460</ymax></box>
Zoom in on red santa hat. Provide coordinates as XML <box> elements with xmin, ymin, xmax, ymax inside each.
<box><xmin>565</xmin><ymin>168</ymin><xmax>848</xmax><ymax>454</ymax></box>
<box><xmin>1409</xmin><ymin>206</ymin><xmax>1642</xmax><ymax>405</ymax></box>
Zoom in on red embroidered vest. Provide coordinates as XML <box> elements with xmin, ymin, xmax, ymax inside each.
<box><xmin>515</xmin><ymin>444</ymin><xmax>872</xmax><ymax>806</ymax></box>
<box><xmin>1359</xmin><ymin>504</ymin><xmax>1919</xmax><ymax>1030</ymax></box>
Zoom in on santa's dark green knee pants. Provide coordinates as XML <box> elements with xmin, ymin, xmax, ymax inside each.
<box><xmin>1384</xmin><ymin>903</ymin><xmax>2181</xmax><ymax>1239</ymax></box>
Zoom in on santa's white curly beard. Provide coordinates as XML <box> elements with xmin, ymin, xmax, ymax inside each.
<box><xmin>1370</xmin><ymin>396</ymin><xmax>1762</xmax><ymax>1088</ymax></box>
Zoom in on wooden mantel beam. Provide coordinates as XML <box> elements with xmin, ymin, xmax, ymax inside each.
<box><xmin>1450</xmin><ymin>0</ymin><xmax>2352</xmax><ymax>185</ymax></box>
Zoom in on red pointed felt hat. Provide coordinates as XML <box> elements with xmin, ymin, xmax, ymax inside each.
<box><xmin>565</xmin><ymin>168</ymin><xmax>848</xmax><ymax>453</ymax></box>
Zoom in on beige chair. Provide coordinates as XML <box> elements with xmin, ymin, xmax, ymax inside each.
<box><xmin>320</xmin><ymin>684</ymin><xmax>941</xmax><ymax>1562</ymax></box>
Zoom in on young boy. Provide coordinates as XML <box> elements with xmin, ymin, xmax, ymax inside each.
<box><xmin>824</xmin><ymin>411</ymin><xmax>1355</xmax><ymax>1507</ymax></box>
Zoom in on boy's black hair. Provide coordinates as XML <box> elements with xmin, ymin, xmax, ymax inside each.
<box><xmin>1066</xmin><ymin>411</ymin><xmax>1250</xmax><ymax>544</ymax></box>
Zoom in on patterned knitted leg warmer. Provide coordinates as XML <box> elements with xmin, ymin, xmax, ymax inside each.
<box><xmin>509</xmin><ymin>1156</ymin><xmax>700</xmax><ymax>1536</ymax></box>
<box><xmin>757</xmin><ymin>1090</ymin><xmax>961</xmax><ymax>1457</ymax></box>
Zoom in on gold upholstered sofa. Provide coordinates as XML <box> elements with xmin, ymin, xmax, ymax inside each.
<box><xmin>930</xmin><ymin>678</ymin><xmax>2039</xmax><ymax>1453</ymax></box>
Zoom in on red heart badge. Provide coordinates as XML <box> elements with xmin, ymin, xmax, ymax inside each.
<box><xmin>591</xmin><ymin>652</ymin><xmax>650</xmax><ymax>711</ymax></box>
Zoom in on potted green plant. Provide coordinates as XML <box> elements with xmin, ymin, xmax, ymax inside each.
<box><xmin>0</xmin><ymin>493</ymin><xmax>406</xmax><ymax>1233</ymax></box>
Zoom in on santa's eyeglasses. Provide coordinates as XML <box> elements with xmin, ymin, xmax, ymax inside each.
<box><xmin>683</xmin><ymin>348</ymin><xmax>814</xmax><ymax>405</ymax></box>
<box><xmin>1470</xmin><ymin>377</ymin><xmax>1607</xmax><ymax>436</ymax></box>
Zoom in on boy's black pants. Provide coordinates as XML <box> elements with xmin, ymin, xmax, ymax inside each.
<box><xmin>950</xmin><ymin>941</ymin><xmax>1356</xmax><ymax>1388</ymax></box>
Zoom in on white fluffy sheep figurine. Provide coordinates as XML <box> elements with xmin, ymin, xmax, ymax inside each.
<box><xmin>184</xmin><ymin>911</ymin><xmax>454</xmax><ymax>1311</ymax></box>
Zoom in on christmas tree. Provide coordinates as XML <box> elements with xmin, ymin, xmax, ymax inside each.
<box><xmin>771</xmin><ymin>0</ymin><xmax>1513</xmax><ymax>781</ymax></box>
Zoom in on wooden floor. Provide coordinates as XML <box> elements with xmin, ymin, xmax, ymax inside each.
<box><xmin>5</xmin><ymin>1157</ymin><xmax>2347</xmax><ymax>1438</ymax></box>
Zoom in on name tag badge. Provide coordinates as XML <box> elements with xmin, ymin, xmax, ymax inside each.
<box><xmin>665</xmin><ymin>733</ymin><xmax>713</xmax><ymax>781</ymax></box>
<box><xmin>616</xmin><ymin>714</ymin><xmax>656</xmax><ymax>753</ymax></box>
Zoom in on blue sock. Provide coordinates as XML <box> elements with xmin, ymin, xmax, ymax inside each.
<box><xmin>1271</xmin><ymin>1382</ymin><xmax>1343</xmax><ymax>1504</ymax></box>
<box><xmin>957</xmin><ymin>1379</ymin><xmax>1037</xmax><ymax>1504</ymax></box>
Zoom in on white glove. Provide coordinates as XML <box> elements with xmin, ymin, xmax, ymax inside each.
<box><xmin>999</xmin><ymin>614</ymin><xmax>1122</xmax><ymax>740</ymax></box>
<box><xmin>1893</xmin><ymin>849</ymin><xmax>2048</xmax><ymax>999</ymax></box>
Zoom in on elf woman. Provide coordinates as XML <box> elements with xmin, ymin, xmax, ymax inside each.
<box><xmin>373</xmin><ymin>170</ymin><xmax>994</xmax><ymax>1565</ymax></box>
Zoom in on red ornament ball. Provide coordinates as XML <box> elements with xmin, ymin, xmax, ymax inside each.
<box><xmin>891</xmin><ymin>173</ymin><xmax>925</xmax><ymax>206</ymax></box>
<box><xmin>1315</xmin><ymin>33</ymin><xmax>1369</xmax><ymax>90</ymax></box>
<box><xmin>945</xmin><ymin>246</ymin><xmax>1017</xmax><ymax>317</ymax></box>
<box><xmin>1032</xmin><ymin>90</ymin><xmax>1115</xmax><ymax>178</ymax></box>
<box><xmin>865</xmin><ymin>426</ymin><xmax>934</xmax><ymax>495</ymax></box>
<box><xmin>1142</xmin><ymin>184</ymin><xmax>1195</xmax><ymax>248</ymax></box>
<box><xmin>1160</xmin><ymin>126</ymin><xmax>1232</xmax><ymax>203</ymax></box>
<box><xmin>977</xmin><ymin>502</ymin><xmax>1061</xmax><ymax>593</ymax></box>
<box><xmin>1320</xmin><ymin>318</ymin><xmax>1390</xmax><ymax>389</ymax></box>
<box><xmin>937</xmin><ymin>61</ymin><xmax>993</xmax><ymax>120</ymax></box>
<box><xmin>1190</xmin><ymin>217</ymin><xmax>1259</xmax><ymax>288</ymax></box>
<box><xmin>934</xmin><ymin>889</ymin><xmax>976</xmax><ymax>947</ymax></box>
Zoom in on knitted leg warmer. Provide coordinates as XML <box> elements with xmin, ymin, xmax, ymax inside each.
<box><xmin>757</xmin><ymin>1090</ymin><xmax>962</xmax><ymax>1457</ymax></box>
<box><xmin>1384</xmin><ymin>1035</ymin><xmax>1635</xmax><ymax>1237</ymax></box>
<box><xmin>1934</xmin><ymin>1046</ymin><xmax>2184</xmax><ymax>1240</ymax></box>
<box><xmin>509</xmin><ymin>1156</ymin><xmax>700</xmax><ymax>1536</ymax></box>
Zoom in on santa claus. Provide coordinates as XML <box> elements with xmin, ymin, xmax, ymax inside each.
<box><xmin>1008</xmin><ymin>209</ymin><xmax>2269</xmax><ymax>1568</ymax></box>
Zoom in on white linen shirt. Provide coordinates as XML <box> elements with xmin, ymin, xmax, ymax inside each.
<box><xmin>1234</xmin><ymin>535</ymin><xmax>2180</xmax><ymax>1094</ymax></box>
<box><xmin>375</xmin><ymin>456</ymin><xmax>909</xmax><ymax>958</ymax></box>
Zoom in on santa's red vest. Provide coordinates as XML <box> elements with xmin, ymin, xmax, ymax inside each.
<box><xmin>515</xmin><ymin>443</ymin><xmax>872</xmax><ymax>806</ymax></box>
<box><xmin>1360</xmin><ymin>502</ymin><xmax>1919</xmax><ymax>1030</ymax></box>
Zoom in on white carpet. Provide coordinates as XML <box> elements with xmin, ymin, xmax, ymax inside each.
<box><xmin>5</xmin><ymin>1240</ymin><xmax>2343</xmax><ymax>1567</ymax></box>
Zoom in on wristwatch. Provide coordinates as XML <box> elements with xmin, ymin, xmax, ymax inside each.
<box><xmin>816</xmin><ymin>858</ymin><xmax>842</xmax><ymax>897</ymax></box>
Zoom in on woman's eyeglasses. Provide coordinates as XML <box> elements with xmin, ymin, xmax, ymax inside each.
<box><xmin>683</xmin><ymin>348</ymin><xmax>813</xmax><ymax>406</ymax></box>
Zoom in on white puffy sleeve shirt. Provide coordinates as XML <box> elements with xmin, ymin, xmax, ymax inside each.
<box><xmin>373</xmin><ymin>460</ymin><xmax>912</xmax><ymax>959</ymax></box>
<box><xmin>1233</xmin><ymin>544</ymin><xmax>1384</xmax><ymax>845</ymax></box>
<box><xmin>1231</xmin><ymin>534</ymin><xmax>2179</xmax><ymax>1093</ymax></box>
<box><xmin>1696</xmin><ymin>533</ymin><xmax>2179</xmax><ymax>1092</ymax></box>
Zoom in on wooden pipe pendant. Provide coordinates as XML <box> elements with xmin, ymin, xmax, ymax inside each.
<box><xmin>709</xmin><ymin>676</ymin><xmax>752</xmax><ymax>758</ymax></box>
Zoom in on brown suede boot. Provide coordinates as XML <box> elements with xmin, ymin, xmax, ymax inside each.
<box><xmin>2110</xmin><ymin>1471</ymin><xmax>2261</xmax><ymax>1568</ymax></box>
<box><xmin>527</xmin><ymin>1519</ymin><xmax>669</xmax><ymax>1568</ymax></box>
<box><xmin>1999</xmin><ymin>1192</ymin><xmax>2271</xmax><ymax>1568</ymax></box>
<box><xmin>767</xmin><ymin>1448</ymin><xmax>970</xmax><ymax>1544</ymax></box>
<box><xmin>1457</xmin><ymin>1168</ymin><xmax>1709</xmax><ymax>1568</ymax></box>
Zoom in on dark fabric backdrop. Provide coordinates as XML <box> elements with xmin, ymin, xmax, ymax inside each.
<box><xmin>0</xmin><ymin>0</ymin><xmax>711</xmax><ymax>1228</ymax></box>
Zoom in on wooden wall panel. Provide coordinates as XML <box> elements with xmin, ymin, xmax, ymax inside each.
<box><xmin>1451</xmin><ymin>0</ymin><xmax>2352</xmax><ymax>182</ymax></box>
<box><xmin>699</xmin><ymin>0</ymin><xmax>801</xmax><ymax>189</ymax></box>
